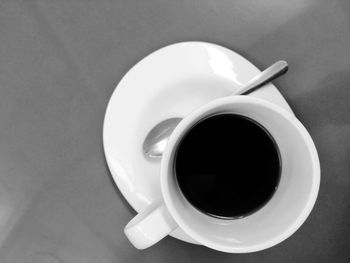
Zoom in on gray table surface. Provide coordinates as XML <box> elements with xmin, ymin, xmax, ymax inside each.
<box><xmin>0</xmin><ymin>1</ymin><xmax>349</xmax><ymax>262</ymax></box>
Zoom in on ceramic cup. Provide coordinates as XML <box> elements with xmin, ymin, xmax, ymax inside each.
<box><xmin>124</xmin><ymin>95</ymin><xmax>320</xmax><ymax>253</ymax></box>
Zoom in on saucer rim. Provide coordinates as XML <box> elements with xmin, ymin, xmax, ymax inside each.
<box><xmin>102</xmin><ymin>41</ymin><xmax>294</xmax><ymax>244</ymax></box>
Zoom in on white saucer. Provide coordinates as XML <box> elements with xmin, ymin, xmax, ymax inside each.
<box><xmin>103</xmin><ymin>42</ymin><xmax>294</xmax><ymax>244</ymax></box>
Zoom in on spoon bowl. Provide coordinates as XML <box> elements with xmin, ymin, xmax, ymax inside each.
<box><xmin>143</xmin><ymin>118</ymin><xmax>182</xmax><ymax>158</ymax></box>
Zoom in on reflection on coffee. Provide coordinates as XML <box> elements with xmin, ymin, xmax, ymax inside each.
<box><xmin>175</xmin><ymin>114</ymin><xmax>281</xmax><ymax>219</ymax></box>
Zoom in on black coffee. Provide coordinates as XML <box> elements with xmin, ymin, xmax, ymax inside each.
<box><xmin>175</xmin><ymin>114</ymin><xmax>281</xmax><ymax>219</ymax></box>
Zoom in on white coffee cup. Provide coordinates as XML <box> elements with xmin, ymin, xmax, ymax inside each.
<box><xmin>124</xmin><ymin>95</ymin><xmax>320</xmax><ymax>253</ymax></box>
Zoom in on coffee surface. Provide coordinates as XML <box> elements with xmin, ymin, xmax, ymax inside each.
<box><xmin>175</xmin><ymin>114</ymin><xmax>281</xmax><ymax>219</ymax></box>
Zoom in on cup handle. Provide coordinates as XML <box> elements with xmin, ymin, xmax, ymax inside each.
<box><xmin>124</xmin><ymin>202</ymin><xmax>178</xmax><ymax>249</ymax></box>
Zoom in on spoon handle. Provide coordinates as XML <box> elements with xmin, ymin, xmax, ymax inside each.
<box><xmin>235</xmin><ymin>60</ymin><xmax>288</xmax><ymax>95</ymax></box>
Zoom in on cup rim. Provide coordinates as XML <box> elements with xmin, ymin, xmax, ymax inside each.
<box><xmin>160</xmin><ymin>95</ymin><xmax>320</xmax><ymax>253</ymax></box>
